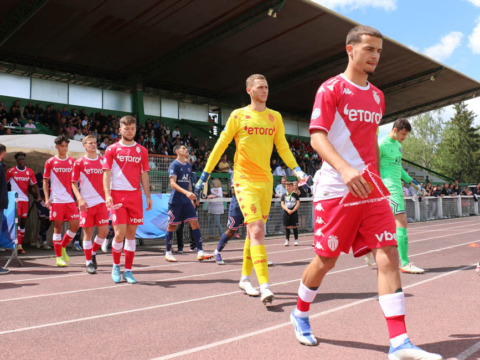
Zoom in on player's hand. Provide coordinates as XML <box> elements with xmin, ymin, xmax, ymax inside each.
<box><xmin>105</xmin><ymin>196</ymin><xmax>113</xmax><ymax>209</ymax></box>
<box><xmin>186</xmin><ymin>191</ymin><xmax>197</xmax><ymax>202</ymax></box>
<box><xmin>78</xmin><ymin>198</ymin><xmax>87</xmax><ymax>212</ymax></box>
<box><xmin>293</xmin><ymin>166</ymin><xmax>308</xmax><ymax>182</ymax></box>
<box><xmin>340</xmin><ymin>166</ymin><xmax>371</xmax><ymax>199</ymax></box>
<box><xmin>411</xmin><ymin>179</ymin><xmax>421</xmax><ymax>191</ymax></box>
<box><xmin>45</xmin><ymin>199</ymin><xmax>51</xmax><ymax>209</ymax></box>
<box><xmin>145</xmin><ymin>197</ymin><xmax>153</xmax><ymax>211</ymax></box>
<box><xmin>194</xmin><ymin>171</ymin><xmax>210</xmax><ymax>199</ymax></box>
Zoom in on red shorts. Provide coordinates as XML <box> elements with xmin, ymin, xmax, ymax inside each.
<box><xmin>80</xmin><ymin>203</ymin><xmax>109</xmax><ymax>228</ymax></box>
<box><xmin>18</xmin><ymin>201</ymin><xmax>29</xmax><ymax>219</ymax></box>
<box><xmin>50</xmin><ymin>202</ymin><xmax>79</xmax><ymax>222</ymax></box>
<box><xmin>111</xmin><ymin>190</ymin><xmax>143</xmax><ymax>226</ymax></box>
<box><xmin>313</xmin><ymin>197</ymin><xmax>396</xmax><ymax>258</ymax></box>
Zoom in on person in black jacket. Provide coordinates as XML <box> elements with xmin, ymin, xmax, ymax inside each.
<box><xmin>0</xmin><ymin>144</ymin><xmax>10</xmax><ymax>274</ymax></box>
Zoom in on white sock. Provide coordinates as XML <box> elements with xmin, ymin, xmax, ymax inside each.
<box><xmin>260</xmin><ymin>283</ymin><xmax>270</xmax><ymax>292</ymax></box>
<box><xmin>240</xmin><ymin>275</ymin><xmax>250</xmax><ymax>282</ymax></box>
<box><xmin>390</xmin><ymin>334</ymin><xmax>409</xmax><ymax>348</ymax></box>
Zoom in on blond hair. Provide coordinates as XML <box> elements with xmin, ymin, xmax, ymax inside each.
<box><xmin>246</xmin><ymin>74</ymin><xmax>266</xmax><ymax>88</ymax></box>
<box><xmin>211</xmin><ymin>178</ymin><xmax>222</xmax><ymax>188</ymax></box>
<box><xmin>82</xmin><ymin>134</ymin><xmax>96</xmax><ymax>144</ymax></box>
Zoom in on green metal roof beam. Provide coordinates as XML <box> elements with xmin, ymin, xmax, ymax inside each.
<box><xmin>0</xmin><ymin>0</ymin><xmax>50</xmax><ymax>47</ymax></box>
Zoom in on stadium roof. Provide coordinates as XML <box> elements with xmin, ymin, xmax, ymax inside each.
<box><xmin>0</xmin><ymin>0</ymin><xmax>479</xmax><ymax>123</ymax></box>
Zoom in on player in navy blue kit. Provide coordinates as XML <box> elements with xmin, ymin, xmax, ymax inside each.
<box><xmin>213</xmin><ymin>173</ymin><xmax>245</xmax><ymax>265</ymax></box>
<box><xmin>165</xmin><ymin>145</ymin><xmax>213</xmax><ymax>262</ymax></box>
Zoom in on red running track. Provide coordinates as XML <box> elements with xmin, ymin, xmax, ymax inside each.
<box><xmin>0</xmin><ymin>217</ymin><xmax>479</xmax><ymax>360</ymax></box>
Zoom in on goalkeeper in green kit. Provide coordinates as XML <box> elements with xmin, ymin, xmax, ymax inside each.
<box><xmin>377</xmin><ymin>118</ymin><xmax>424</xmax><ymax>274</ymax></box>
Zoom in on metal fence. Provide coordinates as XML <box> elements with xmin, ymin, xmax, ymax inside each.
<box><xmin>407</xmin><ymin>195</ymin><xmax>478</xmax><ymax>222</ymax></box>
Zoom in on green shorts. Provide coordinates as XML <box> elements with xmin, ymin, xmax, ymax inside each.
<box><xmin>388</xmin><ymin>189</ymin><xmax>405</xmax><ymax>215</ymax></box>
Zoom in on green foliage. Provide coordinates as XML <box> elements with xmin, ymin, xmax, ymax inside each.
<box><xmin>434</xmin><ymin>103</ymin><xmax>480</xmax><ymax>182</ymax></box>
<box><xmin>400</xmin><ymin>109</ymin><xmax>444</xmax><ymax>169</ymax></box>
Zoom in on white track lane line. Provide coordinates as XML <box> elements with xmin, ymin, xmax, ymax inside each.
<box><xmin>0</xmin><ymin>240</ymin><xmax>477</xmax><ymax>334</ymax></box>
<box><xmin>151</xmin><ymin>263</ymin><xmax>476</xmax><ymax>360</ymax></box>
<box><xmin>1</xmin><ymin>231</ymin><xmax>478</xmax><ymax>302</ymax></box>
<box><xmin>4</xmin><ymin>223</ymin><xmax>478</xmax><ymax>285</ymax></box>
<box><xmin>453</xmin><ymin>340</ymin><xmax>480</xmax><ymax>360</ymax></box>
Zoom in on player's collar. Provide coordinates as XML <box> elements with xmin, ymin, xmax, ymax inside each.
<box><xmin>16</xmin><ymin>166</ymin><xmax>26</xmax><ymax>172</ymax></box>
<box><xmin>54</xmin><ymin>155</ymin><xmax>69</xmax><ymax>161</ymax></box>
<box><xmin>84</xmin><ymin>155</ymin><xmax>98</xmax><ymax>161</ymax></box>
<box><xmin>339</xmin><ymin>73</ymin><xmax>370</xmax><ymax>91</ymax></box>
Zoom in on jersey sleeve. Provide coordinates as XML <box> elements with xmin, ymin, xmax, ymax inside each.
<box><xmin>43</xmin><ymin>159</ymin><xmax>51</xmax><ymax>179</ymax></box>
<box><xmin>274</xmin><ymin>113</ymin><xmax>299</xmax><ymax>171</ymax></box>
<box><xmin>72</xmin><ymin>160</ymin><xmax>81</xmax><ymax>182</ymax></box>
<box><xmin>28</xmin><ymin>170</ymin><xmax>37</xmax><ymax>185</ymax></box>
<box><xmin>281</xmin><ymin>193</ymin><xmax>286</xmax><ymax>203</ymax></box>
<box><xmin>309</xmin><ymin>82</ymin><xmax>338</xmax><ymax>134</ymax></box>
<box><xmin>102</xmin><ymin>146</ymin><xmax>113</xmax><ymax>171</ymax></box>
<box><xmin>401</xmin><ymin>167</ymin><xmax>412</xmax><ymax>184</ymax></box>
<box><xmin>203</xmin><ymin>112</ymin><xmax>238</xmax><ymax>174</ymax></box>
<box><xmin>141</xmin><ymin>146</ymin><xmax>150</xmax><ymax>173</ymax></box>
<box><xmin>168</xmin><ymin>162</ymin><xmax>178</xmax><ymax>178</ymax></box>
<box><xmin>294</xmin><ymin>193</ymin><xmax>300</xmax><ymax>201</ymax></box>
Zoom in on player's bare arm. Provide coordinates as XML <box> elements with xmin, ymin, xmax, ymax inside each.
<box><xmin>170</xmin><ymin>176</ymin><xmax>196</xmax><ymax>202</ymax></box>
<box><xmin>103</xmin><ymin>169</ymin><xmax>113</xmax><ymax>208</ymax></box>
<box><xmin>141</xmin><ymin>171</ymin><xmax>152</xmax><ymax>211</ymax></box>
<box><xmin>29</xmin><ymin>183</ymin><xmax>41</xmax><ymax>202</ymax></box>
<box><xmin>43</xmin><ymin>178</ymin><xmax>51</xmax><ymax>209</ymax></box>
<box><xmin>71</xmin><ymin>182</ymin><xmax>87</xmax><ymax>212</ymax></box>
<box><xmin>311</xmin><ymin>130</ymin><xmax>371</xmax><ymax>198</ymax></box>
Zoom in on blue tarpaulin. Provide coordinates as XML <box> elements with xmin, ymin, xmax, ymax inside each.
<box><xmin>0</xmin><ymin>192</ymin><xmax>17</xmax><ymax>249</ymax></box>
<box><xmin>135</xmin><ymin>193</ymin><xmax>170</xmax><ymax>239</ymax></box>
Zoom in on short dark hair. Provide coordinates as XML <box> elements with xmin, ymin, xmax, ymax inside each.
<box><xmin>246</xmin><ymin>74</ymin><xmax>266</xmax><ymax>88</ymax></box>
<box><xmin>15</xmin><ymin>152</ymin><xmax>26</xmax><ymax>159</ymax></box>
<box><xmin>392</xmin><ymin>118</ymin><xmax>412</xmax><ymax>132</ymax></box>
<box><xmin>346</xmin><ymin>25</ymin><xmax>383</xmax><ymax>45</ymax></box>
<box><xmin>0</xmin><ymin>144</ymin><xmax>5</xmax><ymax>154</ymax></box>
<box><xmin>173</xmin><ymin>144</ymin><xmax>184</xmax><ymax>154</ymax></box>
<box><xmin>54</xmin><ymin>135</ymin><xmax>70</xmax><ymax>145</ymax></box>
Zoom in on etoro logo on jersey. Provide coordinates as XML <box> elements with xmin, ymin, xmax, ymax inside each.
<box><xmin>343</xmin><ymin>104</ymin><xmax>382</xmax><ymax>124</ymax></box>
<box><xmin>13</xmin><ymin>176</ymin><xmax>31</xmax><ymax>182</ymax></box>
<box><xmin>117</xmin><ymin>155</ymin><xmax>141</xmax><ymax>163</ymax></box>
<box><xmin>84</xmin><ymin>168</ymin><xmax>103</xmax><ymax>175</ymax></box>
<box><xmin>244</xmin><ymin>125</ymin><xmax>275</xmax><ymax>136</ymax></box>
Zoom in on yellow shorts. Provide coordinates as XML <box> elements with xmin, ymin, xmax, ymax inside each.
<box><xmin>234</xmin><ymin>179</ymin><xmax>273</xmax><ymax>225</ymax></box>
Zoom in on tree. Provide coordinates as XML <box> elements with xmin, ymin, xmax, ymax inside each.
<box><xmin>400</xmin><ymin>109</ymin><xmax>444</xmax><ymax>169</ymax></box>
<box><xmin>434</xmin><ymin>102</ymin><xmax>480</xmax><ymax>182</ymax></box>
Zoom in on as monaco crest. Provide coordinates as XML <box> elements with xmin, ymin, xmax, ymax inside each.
<box><xmin>328</xmin><ymin>235</ymin><xmax>339</xmax><ymax>251</ymax></box>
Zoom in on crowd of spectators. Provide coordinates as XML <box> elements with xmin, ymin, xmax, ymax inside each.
<box><xmin>403</xmin><ymin>180</ymin><xmax>480</xmax><ymax>198</ymax></box>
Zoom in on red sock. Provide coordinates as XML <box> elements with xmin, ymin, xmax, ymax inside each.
<box><xmin>61</xmin><ymin>230</ymin><xmax>75</xmax><ymax>248</ymax></box>
<box><xmin>92</xmin><ymin>242</ymin><xmax>101</xmax><ymax>253</ymax></box>
<box><xmin>53</xmin><ymin>234</ymin><xmax>62</xmax><ymax>257</ymax></box>
<box><xmin>18</xmin><ymin>228</ymin><xmax>25</xmax><ymax>246</ymax></box>
<box><xmin>125</xmin><ymin>250</ymin><xmax>135</xmax><ymax>270</ymax></box>
<box><xmin>379</xmin><ymin>292</ymin><xmax>407</xmax><ymax>340</ymax></box>
<box><xmin>385</xmin><ymin>315</ymin><xmax>407</xmax><ymax>339</ymax></box>
<box><xmin>112</xmin><ymin>241</ymin><xmax>123</xmax><ymax>266</ymax></box>
<box><xmin>296</xmin><ymin>282</ymin><xmax>318</xmax><ymax>313</ymax></box>
<box><xmin>83</xmin><ymin>240</ymin><xmax>92</xmax><ymax>261</ymax></box>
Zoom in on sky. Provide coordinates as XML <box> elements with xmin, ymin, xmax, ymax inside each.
<box><xmin>312</xmin><ymin>0</ymin><xmax>480</xmax><ymax>137</ymax></box>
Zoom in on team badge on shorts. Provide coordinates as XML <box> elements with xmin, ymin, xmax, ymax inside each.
<box><xmin>328</xmin><ymin>235</ymin><xmax>339</xmax><ymax>251</ymax></box>
<box><xmin>53</xmin><ymin>211</ymin><xmax>57</xmax><ymax>218</ymax></box>
<box><xmin>112</xmin><ymin>214</ymin><xmax>117</xmax><ymax>222</ymax></box>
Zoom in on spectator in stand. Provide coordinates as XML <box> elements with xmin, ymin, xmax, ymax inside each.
<box><xmin>207</xmin><ymin>178</ymin><xmax>225</xmax><ymax>239</ymax></box>
<box><xmin>0</xmin><ymin>123</ymin><xmax>5</xmax><ymax>135</ymax></box>
<box><xmin>24</xmin><ymin>119</ymin><xmax>36</xmax><ymax>134</ymax></box>
<box><xmin>0</xmin><ymin>104</ymin><xmax>7</xmax><ymax>120</ymax></box>
<box><xmin>172</xmin><ymin>126</ymin><xmax>181</xmax><ymax>138</ymax></box>
<box><xmin>441</xmin><ymin>183</ymin><xmax>452</xmax><ymax>196</ymax></box>
<box><xmin>45</xmin><ymin>104</ymin><xmax>57</xmax><ymax>130</ymax></box>
<box><xmin>60</xmin><ymin>106</ymin><xmax>71</xmax><ymax>118</ymax></box>
<box><xmin>74</xmin><ymin>128</ymin><xmax>85</xmax><ymax>141</ymax></box>
<box><xmin>9</xmin><ymin>117</ymin><xmax>22</xmax><ymax>128</ymax></box>
<box><xmin>273</xmin><ymin>162</ymin><xmax>287</xmax><ymax>177</ymax></box>
<box><xmin>65</xmin><ymin>120</ymin><xmax>78</xmax><ymax>139</ymax></box>
<box><xmin>165</xmin><ymin>125</ymin><xmax>171</xmax><ymax>136</ymax></box>
<box><xmin>189</xmin><ymin>150</ymin><xmax>197</xmax><ymax>164</ymax></box>
<box><xmin>24</xmin><ymin>101</ymin><xmax>35</xmax><ymax>119</ymax></box>
<box><xmin>99</xmin><ymin>138</ymin><xmax>109</xmax><ymax>151</ymax></box>
<box><xmin>452</xmin><ymin>184</ymin><xmax>461</xmax><ymax>196</ymax></box>
<box><xmin>402</xmin><ymin>181</ymin><xmax>409</xmax><ymax>196</ymax></box>
<box><xmin>433</xmin><ymin>185</ymin><xmax>442</xmax><ymax>197</ymax></box>
<box><xmin>10</xmin><ymin>102</ymin><xmax>22</xmax><ymax>120</ymax></box>
<box><xmin>461</xmin><ymin>187</ymin><xmax>471</xmax><ymax>196</ymax></box>
<box><xmin>35</xmin><ymin>104</ymin><xmax>45</xmax><ymax>124</ymax></box>
<box><xmin>216</xmin><ymin>154</ymin><xmax>230</xmax><ymax>173</ymax></box>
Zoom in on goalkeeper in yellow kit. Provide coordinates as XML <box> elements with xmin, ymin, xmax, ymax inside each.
<box><xmin>195</xmin><ymin>74</ymin><xmax>308</xmax><ymax>305</ymax></box>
